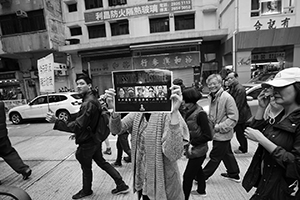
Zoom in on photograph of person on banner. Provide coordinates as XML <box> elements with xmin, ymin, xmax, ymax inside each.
<box><xmin>112</xmin><ymin>69</ymin><xmax>172</xmax><ymax>113</ymax></box>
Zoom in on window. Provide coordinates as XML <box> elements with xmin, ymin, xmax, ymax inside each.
<box><xmin>261</xmin><ymin>0</ymin><xmax>282</xmax><ymax>15</ymax></box>
<box><xmin>67</xmin><ymin>3</ymin><xmax>77</xmax><ymax>12</ymax></box>
<box><xmin>247</xmin><ymin>88</ymin><xmax>263</xmax><ymax>100</ymax></box>
<box><xmin>108</xmin><ymin>0</ymin><xmax>126</xmax><ymax>7</ymax></box>
<box><xmin>0</xmin><ymin>9</ymin><xmax>46</xmax><ymax>36</ymax></box>
<box><xmin>110</xmin><ymin>20</ymin><xmax>129</xmax><ymax>36</ymax></box>
<box><xmin>149</xmin><ymin>17</ymin><xmax>169</xmax><ymax>33</ymax></box>
<box><xmin>32</xmin><ymin>97</ymin><xmax>47</xmax><ymax>105</ymax></box>
<box><xmin>48</xmin><ymin>95</ymin><xmax>61</xmax><ymax>103</ymax></box>
<box><xmin>85</xmin><ymin>0</ymin><xmax>103</xmax><ymax>10</ymax></box>
<box><xmin>87</xmin><ymin>24</ymin><xmax>106</xmax><ymax>39</ymax></box>
<box><xmin>175</xmin><ymin>14</ymin><xmax>195</xmax><ymax>31</ymax></box>
<box><xmin>251</xmin><ymin>0</ymin><xmax>284</xmax><ymax>17</ymax></box>
<box><xmin>70</xmin><ymin>27</ymin><xmax>82</xmax><ymax>36</ymax></box>
<box><xmin>251</xmin><ymin>0</ymin><xmax>260</xmax><ymax>17</ymax></box>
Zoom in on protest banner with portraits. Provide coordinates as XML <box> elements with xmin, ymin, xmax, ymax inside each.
<box><xmin>112</xmin><ymin>69</ymin><xmax>172</xmax><ymax>113</ymax></box>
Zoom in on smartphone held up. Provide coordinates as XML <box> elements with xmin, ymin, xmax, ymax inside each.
<box><xmin>263</xmin><ymin>87</ymin><xmax>274</xmax><ymax>98</ymax></box>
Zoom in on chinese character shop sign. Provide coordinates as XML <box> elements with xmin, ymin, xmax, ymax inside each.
<box><xmin>38</xmin><ymin>54</ymin><xmax>55</xmax><ymax>93</ymax></box>
<box><xmin>84</xmin><ymin>0</ymin><xmax>192</xmax><ymax>22</ymax></box>
<box><xmin>253</xmin><ymin>17</ymin><xmax>291</xmax><ymax>30</ymax></box>
<box><xmin>133</xmin><ymin>52</ymin><xmax>200</xmax><ymax>69</ymax></box>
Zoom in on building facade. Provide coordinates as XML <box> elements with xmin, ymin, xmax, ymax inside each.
<box><xmin>60</xmin><ymin>0</ymin><xmax>228</xmax><ymax>94</ymax></box>
<box><xmin>0</xmin><ymin>0</ymin><xmax>66</xmax><ymax>106</ymax></box>
<box><xmin>220</xmin><ymin>0</ymin><xmax>300</xmax><ymax>83</ymax></box>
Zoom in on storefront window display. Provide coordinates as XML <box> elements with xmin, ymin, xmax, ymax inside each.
<box><xmin>0</xmin><ymin>80</ymin><xmax>26</xmax><ymax>112</ymax></box>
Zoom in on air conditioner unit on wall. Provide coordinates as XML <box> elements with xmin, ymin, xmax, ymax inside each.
<box><xmin>16</xmin><ymin>10</ymin><xmax>28</xmax><ymax>18</ymax></box>
<box><xmin>55</xmin><ymin>70</ymin><xmax>68</xmax><ymax>76</ymax></box>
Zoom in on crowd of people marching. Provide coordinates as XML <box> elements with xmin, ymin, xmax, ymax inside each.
<box><xmin>1</xmin><ymin>67</ymin><xmax>300</xmax><ymax>200</ymax></box>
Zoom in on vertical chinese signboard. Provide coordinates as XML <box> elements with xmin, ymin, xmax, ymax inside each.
<box><xmin>37</xmin><ymin>54</ymin><xmax>55</xmax><ymax>93</ymax></box>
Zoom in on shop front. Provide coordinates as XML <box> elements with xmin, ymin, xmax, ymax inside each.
<box><xmin>81</xmin><ymin>51</ymin><xmax>200</xmax><ymax>95</ymax></box>
<box><xmin>0</xmin><ymin>72</ymin><xmax>27</xmax><ymax>112</ymax></box>
<box><xmin>233</xmin><ymin>26</ymin><xmax>300</xmax><ymax>83</ymax></box>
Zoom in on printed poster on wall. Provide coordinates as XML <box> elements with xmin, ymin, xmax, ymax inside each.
<box><xmin>37</xmin><ymin>54</ymin><xmax>55</xmax><ymax>93</ymax></box>
<box><xmin>112</xmin><ymin>69</ymin><xmax>172</xmax><ymax>113</ymax></box>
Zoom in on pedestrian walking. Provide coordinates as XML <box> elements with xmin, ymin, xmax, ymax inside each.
<box><xmin>112</xmin><ymin>113</ymin><xmax>131</xmax><ymax>167</ymax></box>
<box><xmin>226</xmin><ymin>72</ymin><xmax>252</xmax><ymax>154</ymax></box>
<box><xmin>202</xmin><ymin>74</ymin><xmax>241</xmax><ymax>182</ymax></box>
<box><xmin>0</xmin><ymin>101</ymin><xmax>32</xmax><ymax>182</ymax></box>
<box><xmin>106</xmin><ymin>84</ymin><xmax>189</xmax><ymax>200</ymax></box>
<box><xmin>243</xmin><ymin>67</ymin><xmax>300</xmax><ymax>199</ymax></box>
<box><xmin>181</xmin><ymin>87</ymin><xmax>212</xmax><ymax>199</ymax></box>
<box><xmin>46</xmin><ymin>74</ymin><xmax>129</xmax><ymax>199</ymax></box>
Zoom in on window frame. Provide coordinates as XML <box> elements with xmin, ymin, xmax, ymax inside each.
<box><xmin>85</xmin><ymin>0</ymin><xmax>103</xmax><ymax>10</ymax></box>
<box><xmin>87</xmin><ymin>24</ymin><xmax>106</xmax><ymax>39</ymax></box>
<box><xmin>260</xmin><ymin>0</ymin><xmax>282</xmax><ymax>16</ymax></box>
<box><xmin>67</xmin><ymin>3</ymin><xmax>78</xmax><ymax>12</ymax></box>
<box><xmin>174</xmin><ymin>13</ymin><xmax>195</xmax><ymax>31</ymax></box>
<box><xmin>149</xmin><ymin>16</ymin><xmax>170</xmax><ymax>33</ymax></box>
<box><xmin>0</xmin><ymin>9</ymin><xmax>46</xmax><ymax>36</ymax></box>
<box><xmin>69</xmin><ymin>26</ymin><xmax>82</xmax><ymax>36</ymax></box>
<box><xmin>108</xmin><ymin>0</ymin><xmax>127</xmax><ymax>7</ymax></box>
<box><xmin>110</xmin><ymin>19</ymin><xmax>129</xmax><ymax>36</ymax></box>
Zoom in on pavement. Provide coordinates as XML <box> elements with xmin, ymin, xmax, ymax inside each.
<box><xmin>1</xmin><ymin>122</ymin><xmax>256</xmax><ymax>200</ymax></box>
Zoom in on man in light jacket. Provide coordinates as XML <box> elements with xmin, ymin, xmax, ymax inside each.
<box><xmin>202</xmin><ymin>74</ymin><xmax>241</xmax><ymax>182</ymax></box>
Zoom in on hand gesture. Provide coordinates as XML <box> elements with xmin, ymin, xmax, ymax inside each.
<box><xmin>45</xmin><ymin>111</ymin><xmax>57</xmax><ymax>123</ymax></box>
<box><xmin>244</xmin><ymin>127</ymin><xmax>265</xmax><ymax>143</ymax></box>
<box><xmin>105</xmin><ymin>88</ymin><xmax>116</xmax><ymax>110</ymax></box>
<box><xmin>170</xmin><ymin>85</ymin><xmax>183</xmax><ymax>113</ymax></box>
<box><xmin>257</xmin><ymin>89</ymin><xmax>271</xmax><ymax>108</ymax></box>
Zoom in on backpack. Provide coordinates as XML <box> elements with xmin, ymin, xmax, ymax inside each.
<box><xmin>91</xmin><ymin>101</ymin><xmax>111</xmax><ymax>143</ymax></box>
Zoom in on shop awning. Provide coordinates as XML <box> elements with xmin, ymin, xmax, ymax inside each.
<box><xmin>236</xmin><ymin>26</ymin><xmax>300</xmax><ymax>50</ymax></box>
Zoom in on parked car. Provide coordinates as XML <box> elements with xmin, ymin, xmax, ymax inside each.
<box><xmin>8</xmin><ymin>92</ymin><xmax>82</xmax><ymax>125</ymax></box>
<box><xmin>197</xmin><ymin>84</ymin><xmax>263</xmax><ymax>122</ymax></box>
<box><xmin>247</xmin><ymin>71</ymin><xmax>278</xmax><ymax>84</ymax></box>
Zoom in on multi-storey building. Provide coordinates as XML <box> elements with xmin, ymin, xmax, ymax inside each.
<box><xmin>61</xmin><ymin>0</ymin><xmax>226</xmax><ymax>94</ymax></box>
<box><xmin>220</xmin><ymin>0</ymin><xmax>300</xmax><ymax>81</ymax></box>
<box><xmin>0</xmin><ymin>0</ymin><xmax>66</xmax><ymax>104</ymax></box>
<box><xmin>60</xmin><ymin>0</ymin><xmax>300</xmax><ymax>94</ymax></box>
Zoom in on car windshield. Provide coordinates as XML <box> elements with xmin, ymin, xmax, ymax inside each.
<box><xmin>248</xmin><ymin>72</ymin><xmax>277</xmax><ymax>84</ymax></box>
<box><xmin>71</xmin><ymin>94</ymin><xmax>82</xmax><ymax>99</ymax></box>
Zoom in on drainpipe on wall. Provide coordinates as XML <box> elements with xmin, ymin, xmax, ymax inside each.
<box><xmin>233</xmin><ymin>0</ymin><xmax>239</xmax><ymax>72</ymax></box>
<box><xmin>233</xmin><ymin>30</ymin><xmax>237</xmax><ymax>72</ymax></box>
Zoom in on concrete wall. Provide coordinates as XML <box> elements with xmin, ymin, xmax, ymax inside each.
<box><xmin>0</xmin><ymin>0</ymin><xmax>44</xmax><ymax>14</ymax></box>
<box><xmin>61</xmin><ymin>0</ymin><xmax>222</xmax><ymax>48</ymax></box>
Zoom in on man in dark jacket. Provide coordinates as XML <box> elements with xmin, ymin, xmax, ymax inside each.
<box><xmin>0</xmin><ymin>102</ymin><xmax>31</xmax><ymax>183</ymax></box>
<box><xmin>226</xmin><ymin>72</ymin><xmax>252</xmax><ymax>154</ymax></box>
<box><xmin>46</xmin><ymin>74</ymin><xmax>129</xmax><ymax>199</ymax></box>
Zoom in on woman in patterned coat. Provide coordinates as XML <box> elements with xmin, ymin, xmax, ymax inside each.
<box><xmin>106</xmin><ymin>85</ymin><xmax>189</xmax><ymax>200</ymax></box>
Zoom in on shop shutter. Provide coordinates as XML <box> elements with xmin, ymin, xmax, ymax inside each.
<box><xmin>172</xmin><ymin>68</ymin><xmax>194</xmax><ymax>87</ymax></box>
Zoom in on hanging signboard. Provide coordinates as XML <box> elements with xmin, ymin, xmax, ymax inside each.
<box><xmin>112</xmin><ymin>69</ymin><xmax>172</xmax><ymax>113</ymax></box>
<box><xmin>37</xmin><ymin>54</ymin><xmax>55</xmax><ymax>93</ymax></box>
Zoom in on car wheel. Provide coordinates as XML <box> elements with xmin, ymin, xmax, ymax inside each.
<box><xmin>57</xmin><ymin>110</ymin><xmax>70</xmax><ymax>122</ymax></box>
<box><xmin>10</xmin><ymin>112</ymin><xmax>22</xmax><ymax>125</ymax></box>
